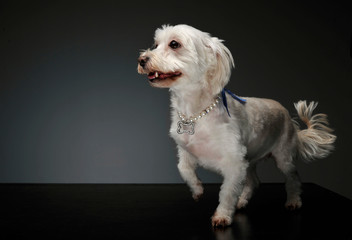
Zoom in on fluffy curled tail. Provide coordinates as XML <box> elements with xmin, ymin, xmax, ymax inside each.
<box><xmin>294</xmin><ymin>101</ymin><xmax>336</xmax><ymax>162</ymax></box>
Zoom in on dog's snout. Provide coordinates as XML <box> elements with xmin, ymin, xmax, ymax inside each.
<box><xmin>138</xmin><ymin>56</ymin><xmax>150</xmax><ymax>68</ymax></box>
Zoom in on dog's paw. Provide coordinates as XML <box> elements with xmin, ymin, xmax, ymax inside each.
<box><xmin>192</xmin><ymin>192</ymin><xmax>203</xmax><ymax>202</ymax></box>
<box><xmin>192</xmin><ymin>183</ymin><xmax>204</xmax><ymax>202</ymax></box>
<box><xmin>211</xmin><ymin>213</ymin><xmax>232</xmax><ymax>228</ymax></box>
<box><xmin>236</xmin><ymin>198</ymin><xmax>248</xmax><ymax>209</ymax></box>
<box><xmin>285</xmin><ymin>197</ymin><xmax>302</xmax><ymax>210</ymax></box>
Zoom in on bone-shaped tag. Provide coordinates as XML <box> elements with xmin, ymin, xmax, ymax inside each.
<box><xmin>177</xmin><ymin>121</ymin><xmax>195</xmax><ymax>135</ymax></box>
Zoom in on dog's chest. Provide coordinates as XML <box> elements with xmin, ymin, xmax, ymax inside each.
<box><xmin>170</xmin><ymin>121</ymin><xmax>221</xmax><ymax>160</ymax></box>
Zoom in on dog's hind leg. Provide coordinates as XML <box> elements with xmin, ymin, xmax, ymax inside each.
<box><xmin>236</xmin><ymin>163</ymin><xmax>260</xmax><ymax>209</ymax></box>
<box><xmin>273</xmin><ymin>151</ymin><xmax>302</xmax><ymax>210</ymax></box>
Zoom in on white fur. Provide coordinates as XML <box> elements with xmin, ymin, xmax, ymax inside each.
<box><xmin>137</xmin><ymin>24</ymin><xmax>336</xmax><ymax>227</ymax></box>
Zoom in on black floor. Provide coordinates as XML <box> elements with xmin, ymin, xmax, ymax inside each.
<box><xmin>0</xmin><ymin>183</ymin><xmax>351</xmax><ymax>239</ymax></box>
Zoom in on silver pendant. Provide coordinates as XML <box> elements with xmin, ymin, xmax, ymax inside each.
<box><xmin>177</xmin><ymin>121</ymin><xmax>195</xmax><ymax>135</ymax></box>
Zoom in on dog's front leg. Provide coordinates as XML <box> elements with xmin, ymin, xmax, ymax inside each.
<box><xmin>212</xmin><ymin>158</ymin><xmax>248</xmax><ymax>227</ymax></box>
<box><xmin>177</xmin><ymin>146</ymin><xmax>203</xmax><ymax>201</ymax></box>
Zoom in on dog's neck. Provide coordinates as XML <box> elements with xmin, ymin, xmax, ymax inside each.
<box><xmin>170</xmin><ymin>88</ymin><xmax>217</xmax><ymax>117</ymax></box>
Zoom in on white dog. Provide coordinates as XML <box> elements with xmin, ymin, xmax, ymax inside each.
<box><xmin>137</xmin><ymin>24</ymin><xmax>336</xmax><ymax>227</ymax></box>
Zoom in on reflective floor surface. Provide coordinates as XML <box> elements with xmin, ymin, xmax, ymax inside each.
<box><xmin>1</xmin><ymin>183</ymin><xmax>351</xmax><ymax>239</ymax></box>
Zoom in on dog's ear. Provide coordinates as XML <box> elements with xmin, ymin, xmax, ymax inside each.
<box><xmin>203</xmin><ymin>37</ymin><xmax>234</xmax><ymax>95</ymax></box>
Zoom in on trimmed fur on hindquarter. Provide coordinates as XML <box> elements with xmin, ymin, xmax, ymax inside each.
<box><xmin>137</xmin><ymin>24</ymin><xmax>336</xmax><ymax>227</ymax></box>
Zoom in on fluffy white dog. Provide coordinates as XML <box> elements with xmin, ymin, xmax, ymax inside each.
<box><xmin>137</xmin><ymin>24</ymin><xmax>336</xmax><ymax>227</ymax></box>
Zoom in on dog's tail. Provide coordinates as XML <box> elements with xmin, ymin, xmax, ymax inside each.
<box><xmin>294</xmin><ymin>101</ymin><xmax>336</xmax><ymax>162</ymax></box>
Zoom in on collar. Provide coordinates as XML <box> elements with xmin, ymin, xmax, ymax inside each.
<box><xmin>221</xmin><ymin>88</ymin><xmax>246</xmax><ymax>117</ymax></box>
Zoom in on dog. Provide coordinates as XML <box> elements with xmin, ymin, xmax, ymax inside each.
<box><xmin>137</xmin><ymin>24</ymin><xmax>336</xmax><ymax>227</ymax></box>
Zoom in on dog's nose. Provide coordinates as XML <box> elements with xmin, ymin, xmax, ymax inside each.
<box><xmin>138</xmin><ymin>56</ymin><xmax>150</xmax><ymax>68</ymax></box>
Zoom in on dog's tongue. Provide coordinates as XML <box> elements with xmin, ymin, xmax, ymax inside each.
<box><xmin>159</xmin><ymin>73</ymin><xmax>173</xmax><ymax>79</ymax></box>
<box><xmin>148</xmin><ymin>72</ymin><xmax>173</xmax><ymax>80</ymax></box>
<box><xmin>148</xmin><ymin>72</ymin><xmax>157</xmax><ymax>80</ymax></box>
<box><xmin>148</xmin><ymin>71</ymin><xmax>181</xmax><ymax>80</ymax></box>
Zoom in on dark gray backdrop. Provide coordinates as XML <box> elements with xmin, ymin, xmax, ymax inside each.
<box><xmin>1</xmin><ymin>1</ymin><xmax>351</xmax><ymax>199</ymax></box>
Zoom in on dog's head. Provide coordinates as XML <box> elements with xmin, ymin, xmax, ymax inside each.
<box><xmin>137</xmin><ymin>24</ymin><xmax>234</xmax><ymax>95</ymax></box>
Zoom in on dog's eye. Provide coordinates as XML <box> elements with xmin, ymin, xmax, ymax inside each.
<box><xmin>151</xmin><ymin>43</ymin><xmax>158</xmax><ymax>50</ymax></box>
<box><xmin>169</xmin><ymin>40</ymin><xmax>181</xmax><ymax>49</ymax></box>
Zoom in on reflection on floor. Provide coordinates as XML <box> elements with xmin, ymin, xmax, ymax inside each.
<box><xmin>0</xmin><ymin>183</ymin><xmax>351</xmax><ymax>239</ymax></box>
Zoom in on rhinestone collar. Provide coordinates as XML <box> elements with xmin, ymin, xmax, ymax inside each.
<box><xmin>176</xmin><ymin>96</ymin><xmax>221</xmax><ymax>135</ymax></box>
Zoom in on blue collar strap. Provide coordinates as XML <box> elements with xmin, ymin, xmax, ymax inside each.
<box><xmin>221</xmin><ymin>88</ymin><xmax>246</xmax><ymax>117</ymax></box>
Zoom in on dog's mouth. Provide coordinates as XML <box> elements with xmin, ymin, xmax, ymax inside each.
<box><xmin>147</xmin><ymin>71</ymin><xmax>182</xmax><ymax>82</ymax></box>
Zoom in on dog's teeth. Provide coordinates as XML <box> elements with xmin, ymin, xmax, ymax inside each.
<box><xmin>155</xmin><ymin>72</ymin><xmax>158</xmax><ymax>78</ymax></box>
